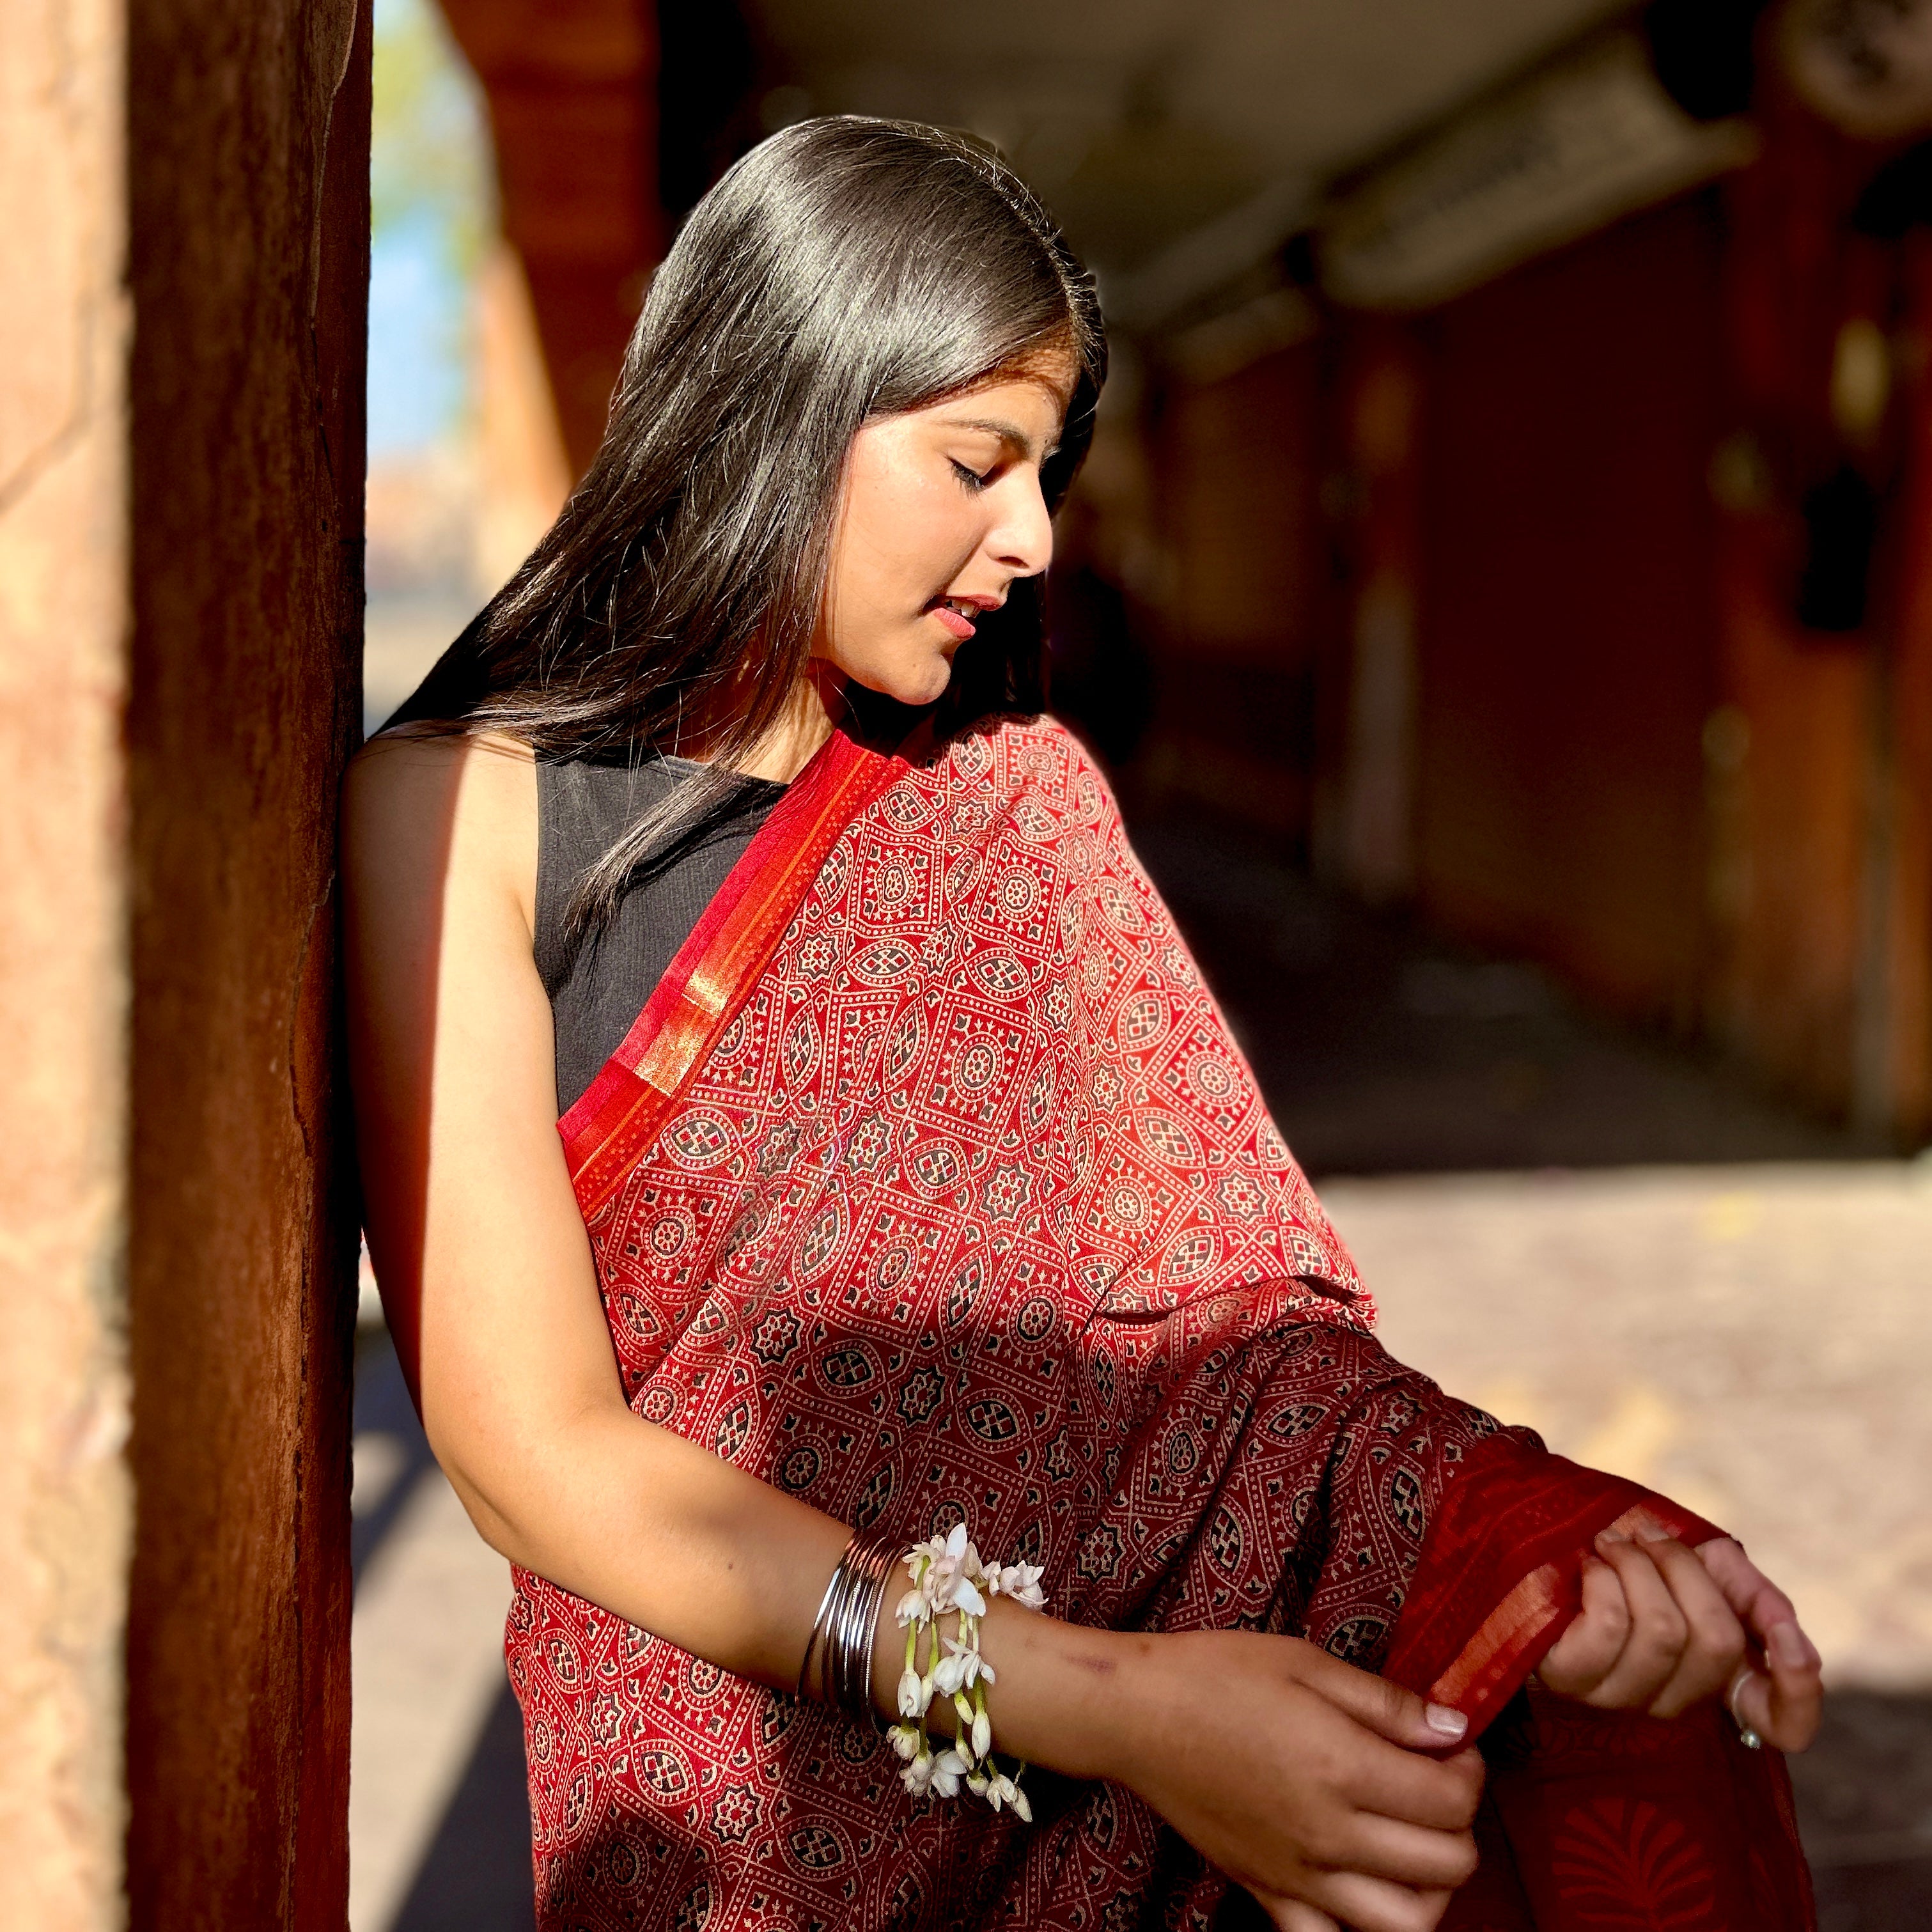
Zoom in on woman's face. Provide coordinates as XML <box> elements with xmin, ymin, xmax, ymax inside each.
<box><xmin>815</xmin><ymin>354</ymin><xmax>1073</xmax><ymax>706</ymax></box>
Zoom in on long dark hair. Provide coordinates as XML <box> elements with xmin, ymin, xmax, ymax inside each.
<box><xmin>388</xmin><ymin>116</ymin><xmax>1106</xmax><ymax>929</ymax></box>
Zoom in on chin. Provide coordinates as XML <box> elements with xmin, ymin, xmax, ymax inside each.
<box><xmin>851</xmin><ymin>645</ymin><xmax>956</xmax><ymax>708</ymax></box>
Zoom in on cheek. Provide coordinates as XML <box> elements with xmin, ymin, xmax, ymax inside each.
<box><xmin>843</xmin><ymin>462</ymin><xmax>978</xmax><ymax>599</ymax></box>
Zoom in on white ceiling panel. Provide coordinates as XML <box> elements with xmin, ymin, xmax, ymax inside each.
<box><xmin>747</xmin><ymin>0</ymin><xmax>1648</xmax><ymax>279</ymax></box>
<box><xmin>1174</xmin><ymin>0</ymin><xmax>1632</xmax><ymax>175</ymax></box>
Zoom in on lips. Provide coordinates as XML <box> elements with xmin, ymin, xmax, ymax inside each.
<box><xmin>928</xmin><ymin>593</ymin><xmax>1001</xmax><ymax>643</ymax></box>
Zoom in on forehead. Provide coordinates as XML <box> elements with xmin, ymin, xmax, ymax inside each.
<box><xmin>930</xmin><ymin>353</ymin><xmax>1077</xmax><ymax>426</ymax></box>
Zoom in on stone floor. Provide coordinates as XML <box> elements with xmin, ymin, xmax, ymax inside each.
<box><xmin>348</xmin><ymin>813</ymin><xmax>1932</xmax><ymax>1929</ymax></box>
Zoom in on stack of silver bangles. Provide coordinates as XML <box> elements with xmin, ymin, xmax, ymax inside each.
<box><xmin>800</xmin><ymin>1519</ymin><xmax>1048</xmax><ymax>1818</ymax></box>
<box><xmin>799</xmin><ymin>1524</ymin><xmax>900</xmax><ymax>1722</ymax></box>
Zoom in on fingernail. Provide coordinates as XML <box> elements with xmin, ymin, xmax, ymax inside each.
<box><xmin>1426</xmin><ymin>1703</ymin><xmax>1468</xmax><ymax>1738</ymax></box>
<box><xmin>1768</xmin><ymin>1622</ymin><xmax>1809</xmax><ymax>1669</ymax></box>
<box><xmin>1636</xmin><ymin>1523</ymin><xmax>1672</xmax><ymax>1545</ymax></box>
<box><xmin>1596</xmin><ymin>1529</ymin><xmax>1631</xmax><ymax>1546</ymax></box>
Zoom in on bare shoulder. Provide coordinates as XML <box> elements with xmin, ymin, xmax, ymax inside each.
<box><xmin>343</xmin><ymin>728</ymin><xmax>538</xmax><ymax>934</ymax></box>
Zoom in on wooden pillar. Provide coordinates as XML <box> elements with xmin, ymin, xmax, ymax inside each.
<box><xmin>437</xmin><ymin>0</ymin><xmax>661</xmax><ymax>478</ymax></box>
<box><xmin>122</xmin><ymin>0</ymin><xmax>369</xmax><ymax>1923</ymax></box>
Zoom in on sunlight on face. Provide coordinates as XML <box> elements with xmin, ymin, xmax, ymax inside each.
<box><xmin>815</xmin><ymin>352</ymin><xmax>1076</xmax><ymax>706</ymax></box>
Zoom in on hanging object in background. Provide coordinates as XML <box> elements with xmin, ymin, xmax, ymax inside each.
<box><xmin>1796</xmin><ymin>465</ymin><xmax>1881</xmax><ymax>631</ymax></box>
<box><xmin>1320</xmin><ymin>30</ymin><xmax>1757</xmax><ymax>312</ymax></box>
<box><xmin>1851</xmin><ymin>137</ymin><xmax>1932</xmax><ymax>234</ymax></box>
<box><xmin>1781</xmin><ymin>0</ymin><xmax>1932</xmax><ymax>140</ymax></box>
<box><xmin>1645</xmin><ymin>0</ymin><xmax>1773</xmax><ymax>122</ymax></box>
<box><xmin>1792</xmin><ymin>319</ymin><xmax>1892</xmax><ymax>634</ymax></box>
<box><xmin>1829</xmin><ymin>316</ymin><xmax>1892</xmax><ymax>446</ymax></box>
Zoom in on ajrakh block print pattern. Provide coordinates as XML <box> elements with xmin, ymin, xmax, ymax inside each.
<box><xmin>508</xmin><ymin>719</ymin><xmax>1517</xmax><ymax>1929</ymax></box>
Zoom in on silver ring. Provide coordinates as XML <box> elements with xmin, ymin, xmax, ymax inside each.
<box><xmin>1727</xmin><ymin>1667</ymin><xmax>1763</xmax><ymax>1750</ymax></box>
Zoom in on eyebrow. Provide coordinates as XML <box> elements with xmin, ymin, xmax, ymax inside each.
<box><xmin>938</xmin><ymin>414</ymin><xmax>1061</xmax><ymax>464</ymax></box>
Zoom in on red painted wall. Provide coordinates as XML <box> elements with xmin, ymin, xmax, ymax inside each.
<box><xmin>1412</xmin><ymin>197</ymin><xmax>1726</xmax><ymax>1028</ymax></box>
<box><xmin>1140</xmin><ymin>341</ymin><xmax>1330</xmax><ymax>836</ymax></box>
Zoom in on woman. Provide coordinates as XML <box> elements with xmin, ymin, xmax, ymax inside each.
<box><xmin>345</xmin><ymin>119</ymin><xmax>1821</xmax><ymax>1931</ymax></box>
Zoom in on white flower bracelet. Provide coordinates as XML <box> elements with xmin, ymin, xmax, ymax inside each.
<box><xmin>885</xmin><ymin>1523</ymin><xmax>1046</xmax><ymax>1818</ymax></box>
<box><xmin>800</xmin><ymin>1520</ymin><xmax>1047</xmax><ymax>1819</ymax></box>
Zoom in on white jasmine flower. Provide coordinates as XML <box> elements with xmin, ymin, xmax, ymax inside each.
<box><xmin>900</xmin><ymin>1749</ymin><xmax>935</xmax><ymax>1797</ymax></box>
<box><xmin>894</xmin><ymin>1586</ymin><xmax>931</xmax><ymax>1627</ymax></box>
<box><xmin>965</xmin><ymin>1770</ymin><xmax>989</xmax><ymax>1798</ymax></box>
<box><xmin>951</xmin><ymin>1570</ymin><xmax>988</xmax><ymax>1617</ymax></box>
<box><xmin>971</xmin><ymin>1706</ymin><xmax>992</xmax><ymax>1761</ymax></box>
<box><xmin>897</xmin><ymin>1668</ymin><xmax>928</xmax><ymax>1719</ymax></box>
<box><xmin>992</xmin><ymin>1561</ymin><xmax>1047</xmax><ymax>1610</ymax></box>
<box><xmin>887</xmin><ymin>1722</ymin><xmax>921</xmax><ymax>1762</ymax></box>
<box><xmin>935</xmin><ymin>1633</ymin><xmax>991</xmax><ymax>1694</ymax></box>
<box><xmin>929</xmin><ymin>1748</ymin><xmax>970</xmax><ymax>1799</ymax></box>
<box><xmin>981</xmin><ymin>1771</ymin><xmax>1024</xmax><ymax>1815</ymax></box>
<box><xmin>924</xmin><ymin>1523</ymin><xmax>969</xmax><ymax>1612</ymax></box>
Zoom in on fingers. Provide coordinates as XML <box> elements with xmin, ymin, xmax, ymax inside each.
<box><xmin>1265</xmin><ymin>1900</ymin><xmax>1340</xmax><ymax>1932</ymax></box>
<box><xmin>1302</xmin><ymin>1652</ymin><xmax>1471</xmax><ymax>1754</ymax></box>
<box><xmin>1729</xmin><ymin>1618</ymin><xmax>1825</xmax><ymax>1753</ymax></box>
<box><xmin>1695</xmin><ymin>1536</ymin><xmax>1799</xmax><ymax>1636</ymax></box>
<box><xmin>1538</xmin><ymin>1552</ymin><xmax>1630</xmax><ymax>1697</ymax></box>
<box><xmin>1304</xmin><ymin>1871</ymin><xmax>1460</xmax><ymax>1932</ymax></box>
<box><xmin>1543</xmin><ymin>1529</ymin><xmax>1820</xmax><ymax>1742</ymax></box>
<box><xmin>1339</xmin><ymin>1812</ymin><xmax>1481</xmax><ymax>1890</ymax></box>
<box><xmin>1695</xmin><ymin>1536</ymin><xmax>1823</xmax><ymax>1751</ymax></box>
<box><xmin>1761</xmin><ymin>1617</ymin><xmax>1824</xmax><ymax>1750</ymax></box>
<box><xmin>1632</xmin><ymin>1529</ymin><xmax>1745</xmax><ymax>1718</ymax></box>
<box><xmin>1571</xmin><ymin>1530</ymin><xmax>1706</xmax><ymax>1710</ymax></box>
<box><xmin>1698</xmin><ymin>1536</ymin><xmax>1819</xmax><ymax>1669</ymax></box>
<box><xmin>1341</xmin><ymin>1741</ymin><xmax>1485</xmax><ymax>1838</ymax></box>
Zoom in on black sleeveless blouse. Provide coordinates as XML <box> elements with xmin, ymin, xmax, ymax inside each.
<box><xmin>533</xmin><ymin>755</ymin><xmax>785</xmax><ymax>1116</ymax></box>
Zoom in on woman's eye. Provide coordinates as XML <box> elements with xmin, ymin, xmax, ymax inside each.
<box><xmin>950</xmin><ymin>459</ymin><xmax>991</xmax><ymax>493</ymax></box>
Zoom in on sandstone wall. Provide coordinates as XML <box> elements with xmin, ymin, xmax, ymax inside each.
<box><xmin>0</xmin><ymin>0</ymin><xmax>134</xmax><ymax>1925</ymax></box>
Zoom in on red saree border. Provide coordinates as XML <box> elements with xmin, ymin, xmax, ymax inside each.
<box><xmin>560</xmin><ymin>726</ymin><xmax>903</xmax><ymax>1215</ymax></box>
<box><xmin>1384</xmin><ymin>1436</ymin><xmax>1719</xmax><ymax>1737</ymax></box>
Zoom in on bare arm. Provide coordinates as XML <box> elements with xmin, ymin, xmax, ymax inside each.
<box><xmin>344</xmin><ymin>732</ymin><xmax>859</xmax><ymax>1686</ymax></box>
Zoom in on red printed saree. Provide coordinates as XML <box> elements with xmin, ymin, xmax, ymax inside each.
<box><xmin>508</xmin><ymin>715</ymin><xmax>1813</xmax><ymax>1931</ymax></box>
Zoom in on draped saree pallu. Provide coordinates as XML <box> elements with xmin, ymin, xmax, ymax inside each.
<box><xmin>513</xmin><ymin>716</ymin><xmax>1814</xmax><ymax>1932</ymax></box>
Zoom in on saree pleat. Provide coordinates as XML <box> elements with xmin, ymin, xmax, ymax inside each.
<box><xmin>509</xmin><ymin>716</ymin><xmax>1813</xmax><ymax>1930</ymax></box>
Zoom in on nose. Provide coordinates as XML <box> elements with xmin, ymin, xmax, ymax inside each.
<box><xmin>987</xmin><ymin>467</ymin><xmax>1054</xmax><ymax>579</ymax></box>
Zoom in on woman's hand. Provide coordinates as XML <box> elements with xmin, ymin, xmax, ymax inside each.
<box><xmin>1538</xmin><ymin>1523</ymin><xmax>1821</xmax><ymax>1752</ymax></box>
<box><xmin>1695</xmin><ymin>1534</ymin><xmax>1824</xmax><ymax>1753</ymax></box>
<box><xmin>1112</xmin><ymin>1631</ymin><xmax>1483</xmax><ymax>1932</ymax></box>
